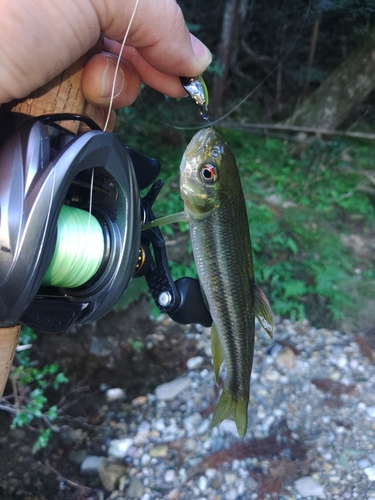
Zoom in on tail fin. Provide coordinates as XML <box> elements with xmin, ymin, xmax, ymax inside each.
<box><xmin>211</xmin><ymin>388</ymin><xmax>248</xmax><ymax>438</ymax></box>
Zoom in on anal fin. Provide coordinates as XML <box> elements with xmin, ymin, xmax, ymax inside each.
<box><xmin>211</xmin><ymin>323</ymin><xmax>224</xmax><ymax>383</ymax></box>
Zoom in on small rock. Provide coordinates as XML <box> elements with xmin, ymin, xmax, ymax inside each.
<box><xmin>108</xmin><ymin>492</ymin><xmax>127</xmax><ymax>500</ymax></box>
<box><xmin>167</xmin><ymin>489</ymin><xmax>180</xmax><ymax>500</ymax></box>
<box><xmin>183</xmin><ymin>438</ymin><xmax>197</xmax><ymax>453</ymax></box>
<box><xmin>198</xmin><ymin>475</ymin><xmax>208</xmax><ymax>492</ymax></box>
<box><xmin>127</xmin><ymin>476</ymin><xmax>144</xmax><ymax>498</ymax></box>
<box><xmin>265</xmin><ymin>369</ymin><xmax>279</xmax><ymax>381</ymax></box>
<box><xmin>155</xmin><ymin>377</ymin><xmax>191</xmax><ymax>400</ymax></box>
<box><xmin>149</xmin><ymin>445</ymin><xmax>168</xmax><ymax>458</ymax></box>
<box><xmin>276</xmin><ymin>346</ymin><xmax>295</xmax><ymax>368</ymax></box>
<box><xmin>183</xmin><ymin>412</ymin><xmax>202</xmax><ymax>432</ymax></box>
<box><xmin>108</xmin><ymin>438</ymin><xmax>134</xmax><ymax>459</ymax></box>
<box><xmin>294</xmin><ymin>476</ymin><xmax>325</xmax><ymax>498</ymax></box>
<box><xmin>364</xmin><ymin>466</ymin><xmax>375</xmax><ymax>481</ymax></box>
<box><xmin>197</xmin><ymin>419</ymin><xmax>210</xmax><ymax>435</ymax></box>
<box><xmin>217</xmin><ymin>418</ymin><xmax>239</xmax><ymax>436</ymax></box>
<box><xmin>187</xmin><ymin>356</ymin><xmax>204</xmax><ymax>370</ymax></box>
<box><xmin>367</xmin><ymin>407</ymin><xmax>375</xmax><ymax>418</ymax></box>
<box><xmin>335</xmin><ymin>356</ymin><xmax>347</xmax><ymax>368</ymax></box>
<box><xmin>89</xmin><ymin>337</ymin><xmax>111</xmax><ymax>356</ymax></box>
<box><xmin>80</xmin><ymin>455</ymin><xmax>104</xmax><ymax>475</ymax></box>
<box><xmin>106</xmin><ymin>388</ymin><xmax>126</xmax><ymax>402</ymax></box>
<box><xmin>358</xmin><ymin>459</ymin><xmax>372</xmax><ymax>469</ymax></box>
<box><xmin>164</xmin><ymin>469</ymin><xmax>176</xmax><ymax>483</ymax></box>
<box><xmin>132</xmin><ymin>395</ymin><xmax>147</xmax><ymax>406</ymax></box>
<box><xmin>98</xmin><ymin>458</ymin><xmax>128</xmax><ymax>491</ymax></box>
<box><xmin>211</xmin><ymin>472</ymin><xmax>222</xmax><ymax>489</ymax></box>
<box><xmin>59</xmin><ymin>426</ymin><xmax>85</xmax><ymax>446</ymax></box>
<box><xmin>69</xmin><ymin>449</ymin><xmax>87</xmax><ymax>465</ymax></box>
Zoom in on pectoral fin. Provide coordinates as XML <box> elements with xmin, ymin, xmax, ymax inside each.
<box><xmin>254</xmin><ymin>282</ymin><xmax>274</xmax><ymax>338</ymax></box>
<box><xmin>142</xmin><ymin>211</ymin><xmax>187</xmax><ymax>231</ymax></box>
<box><xmin>211</xmin><ymin>323</ymin><xmax>224</xmax><ymax>384</ymax></box>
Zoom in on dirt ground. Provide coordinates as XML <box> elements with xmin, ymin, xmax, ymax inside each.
<box><xmin>0</xmin><ymin>297</ymin><xmax>198</xmax><ymax>499</ymax></box>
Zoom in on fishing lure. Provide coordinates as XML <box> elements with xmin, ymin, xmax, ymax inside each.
<box><xmin>180</xmin><ymin>76</ymin><xmax>210</xmax><ymax>120</ymax></box>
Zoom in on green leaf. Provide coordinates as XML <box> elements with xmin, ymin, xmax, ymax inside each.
<box><xmin>32</xmin><ymin>429</ymin><xmax>52</xmax><ymax>453</ymax></box>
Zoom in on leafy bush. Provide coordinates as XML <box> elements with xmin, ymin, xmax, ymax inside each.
<box><xmin>2</xmin><ymin>327</ymin><xmax>68</xmax><ymax>452</ymax></box>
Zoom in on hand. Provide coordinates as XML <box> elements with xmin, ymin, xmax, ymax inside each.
<box><xmin>0</xmin><ymin>0</ymin><xmax>212</xmax><ymax>128</ymax></box>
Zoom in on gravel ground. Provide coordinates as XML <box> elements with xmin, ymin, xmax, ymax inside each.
<box><xmin>76</xmin><ymin>318</ymin><xmax>375</xmax><ymax>500</ymax></box>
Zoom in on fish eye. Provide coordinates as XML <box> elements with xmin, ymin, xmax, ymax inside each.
<box><xmin>200</xmin><ymin>164</ymin><xmax>218</xmax><ymax>183</ymax></box>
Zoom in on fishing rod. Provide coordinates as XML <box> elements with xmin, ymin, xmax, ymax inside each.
<box><xmin>0</xmin><ymin>50</ymin><xmax>212</xmax><ymax>396</ymax></box>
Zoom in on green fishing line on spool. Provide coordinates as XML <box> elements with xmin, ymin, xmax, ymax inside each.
<box><xmin>42</xmin><ymin>205</ymin><xmax>105</xmax><ymax>288</ymax></box>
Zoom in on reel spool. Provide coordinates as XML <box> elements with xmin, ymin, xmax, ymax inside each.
<box><xmin>0</xmin><ymin>114</ymin><xmax>212</xmax><ymax>333</ymax></box>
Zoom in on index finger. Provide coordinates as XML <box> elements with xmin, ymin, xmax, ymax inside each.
<box><xmin>98</xmin><ymin>0</ymin><xmax>212</xmax><ymax>77</ymax></box>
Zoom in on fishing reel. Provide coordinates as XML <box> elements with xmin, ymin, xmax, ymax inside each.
<box><xmin>0</xmin><ymin>114</ymin><xmax>212</xmax><ymax>332</ymax></box>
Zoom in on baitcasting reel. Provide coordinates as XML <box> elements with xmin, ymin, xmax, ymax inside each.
<box><xmin>0</xmin><ymin>114</ymin><xmax>212</xmax><ymax>332</ymax></box>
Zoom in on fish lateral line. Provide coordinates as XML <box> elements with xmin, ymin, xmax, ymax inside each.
<box><xmin>142</xmin><ymin>211</ymin><xmax>188</xmax><ymax>231</ymax></box>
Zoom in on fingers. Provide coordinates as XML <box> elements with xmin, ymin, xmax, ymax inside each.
<box><xmin>99</xmin><ymin>0</ymin><xmax>212</xmax><ymax>77</ymax></box>
<box><xmin>0</xmin><ymin>0</ymin><xmax>211</xmax><ymax>106</ymax></box>
<box><xmin>102</xmin><ymin>40</ymin><xmax>189</xmax><ymax>98</ymax></box>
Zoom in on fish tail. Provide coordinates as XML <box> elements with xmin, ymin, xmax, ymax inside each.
<box><xmin>211</xmin><ymin>388</ymin><xmax>248</xmax><ymax>439</ymax></box>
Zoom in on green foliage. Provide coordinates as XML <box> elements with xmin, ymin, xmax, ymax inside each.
<box><xmin>226</xmin><ymin>129</ymin><xmax>375</xmax><ymax>326</ymax></box>
<box><xmin>125</xmin><ymin>118</ymin><xmax>375</xmax><ymax>328</ymax></box>
<box><xmin>6</xmin><ymin>326</ymin><xmax>69</xmax><ymax>452</ymax></box>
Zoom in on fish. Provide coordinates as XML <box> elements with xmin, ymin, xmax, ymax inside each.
<box><xmin>179</xmin><ymin>127</ymin><xmax>273</xmax><ymax>438</ymax></box>
<box><xmin>143</xmin><ymin>127</ymin><xmax>274</xmax><ymax>438</ymax></box>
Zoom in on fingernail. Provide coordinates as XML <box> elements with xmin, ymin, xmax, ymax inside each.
<box><xmin>101</xmin><ymin>56</ymin><xmax>125</xmax><ymax>99</ymax></box>
<box><xmin>190</xmin><ymin>35</ymin><xmax>212</xmax><ymax>67</ymax></box>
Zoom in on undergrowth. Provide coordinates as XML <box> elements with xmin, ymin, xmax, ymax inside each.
<box><xmin>2</xmin><ymin>327</ymin><xmax>68</xmax><ymax>452</ymax></box>
<box><xmin>118</xmin><ymin>108</ymin><xmax>375</xmax><ymax>330</ymax></box>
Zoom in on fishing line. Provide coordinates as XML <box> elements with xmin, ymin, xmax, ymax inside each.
<box><xmin>138</xmin><ymin>0</ymin><xmax>312</xmax><ymax>131</ymax></box>
<box><xmin>210</xmin><ymin>0</ymin><xmax>312</xmax><ymax>127</ymax></box>
<box><xmin>52</xmin><ymin>0</ymin><xmax>140</xmax><ymax>291</ymax></box>
<box><xmin>103</xmin><ymin>0</ymin><xmax>140</xmax><ymax>132</ymax></box>
<box><xmin>42</xmin><ymin>205</ymin><xmax>105</xmax><ymax>288</ymax></box>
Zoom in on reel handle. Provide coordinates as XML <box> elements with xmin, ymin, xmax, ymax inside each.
<box><xmin>0</xmin><ymin>43</ymin><xmax>101</xmax><ymax>396</ymax></box>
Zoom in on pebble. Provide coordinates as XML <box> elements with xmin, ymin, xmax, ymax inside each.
<box><xmin>164</xmin><ymin>469</ymin><xmax>176</xmax><ymax>483</ymax></box>
<box><xmin>365</xmin><ymin>466</ymin><xmax>375</xmax><ymax>481</ymax></box>
<box><xmin>127</xmin><ymin>476</ymin><xmax>144</xmax><ymax>498</ymax></box>
<box><xmin>187</xmin><ymin>356</ymin><xmax>204</xmax><ymax>370</ymax></box>
<box><xmin>276</xmin><ymin>345</ymin><xmax>295</xmax><ymax>368</ymax></box>
<box><xmin>98</xmin><ymin>458</ymin><xmax>128</xmax><ymax>491</ymax></box>
<box><xmin>105</xmin><ymin>388</ymin><xmax>126</xmax><ymax>402</ymax></box>
<box><xmin>294</xmin><ymin>476</ymin><xmax>325</xmax><ymax>498</ymax></box>
<box><xmin>76</xmin><ymin>319</ymin><xmax>375</xmax><ymax>500</ymax></box>
<box><xmin>80</xmin><ymin>455</ymin><xmax>104</xmax><ymax>475</ymax></box>
<box><xmin>108</xmin><ymin>438</ymin><xmax>133</xmax><ymax>459</ymax></box>
<box><xmin>154</xmin><ymin>377</ymin><xmax>191</xmax><ymax>400</ymax></box>
<box><xmin>149</xmin><ymin>445</ymin><xmax>168</xmax><ymax>458</ymax></box>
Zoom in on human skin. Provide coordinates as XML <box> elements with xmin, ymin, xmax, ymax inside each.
<box><xmin>0</xmin><ymin>0</ymin><xmax>212</xmax><ymax>126</ymax></box>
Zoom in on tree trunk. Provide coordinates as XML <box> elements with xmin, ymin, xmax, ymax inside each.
<box><xmin>286</xmin><ymin>25</ymin><xmax>375</xmax><ymax>129</ymax></box>
<box><xmin>211</xmin><ymin>0</ymin><xmax>240</xmax><ymax>118</ymax></box>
